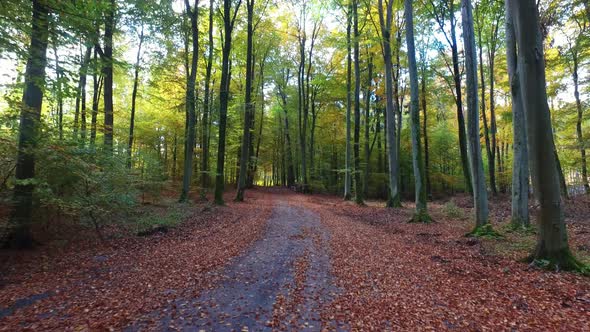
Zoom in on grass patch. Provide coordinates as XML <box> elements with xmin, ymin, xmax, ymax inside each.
<box><xmin>466</xmin><ymin>223</ymin><xmax>503</xmax><ymax>239</ymax></box>
<box><xmin>442</xmin><ymin>200</ymin><xmax>465</xmax><ymax>219</ymax></box>
<box><xmin>132</xmin><ymin>202</ymin><xmax>193</xmax><ymax>236</ymax></box>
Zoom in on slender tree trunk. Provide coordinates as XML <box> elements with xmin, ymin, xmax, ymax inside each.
<box><xmin>462</xmin><ymin>0</ymin><xmax>489</xmax><ymax>228</ymax></box>
<box><xmin>127</xmin><ymin>25</ymin><xmax>144</xmax><ymax>169</ymax></box>
<box><xmin>103</xmin><ymin>0</ymin><xmax>115</xmax><ymax>152</ymax></box>
<box><xmin>180</xmin><ymin>0</ymin><xmax>199</xmax><ymax>202</ymax></box>
<box><xmin>200</xmin><ymin>0</ymin><xmax>214</xmax><ymax>198</ymax></box>
<box><xmin>506</xmin><ymin>0</ymin><xmax>530</xmax><ymax>227</ymax></box>
<box><xmin>236</xmin><ymin>0</ymin><xmax>255</xmax><ymax>201</ymax></box>
<box><xmin>510</xmin><ymin>0</ymin><xmax>582</xmax><ymax>270</ymax></box>
<box><xmin>79</xmin><ymin>45</ymin><xmax>92</xmax><ymax>144</ymax></box>
<box><xmin>573</xmin><ymin>55</ymin><xmax>589</xmax><ymax>194</ymax></box>
<box><xmin>405</xmin><ymin>0</ymin><xmax>430</xmax><ymax>222</ymax></box>
<box><xmin>353</xmin><ymin>0</ymin><xmax>363</xmax><ymax>205</ymax></box>
<box><xmin>344</xmin><ymin>3</ymin><xmax>352</xmax><ymax>200</ymax></box>
<box><xmin>476</xmin><ymin>15</ymin><xmax>497</xmax><ymax>196</ymax></box>
<box><xmin>7</xmin><ymin>0</ymin><xmax>50</xmax><ymax>248</ymax></box>
<box><xmin>364</xmin><ymin>55</ymin><xmax>373</xmax><ymax>198</ymax></box>
<box><xmin>52</xmin><ymin>40</ymin><xmax>64</xmax><ymax>141</ymax></box>
<box><xmin>215</xmin><ymin>0</ymin><xmax>241</xmax><ymax>205</ymax></box>
<box><xmin>378</xmin><ymin>0</ymin><xmax>401</xmax><ymax>208</ymax></box>
<box><xmin>450</xmin><ymin>8</ymin><xmax>473</xmax><ymax>195</ymax></box>
<box><xmin>420</xmin><ymin>74</ymin><xmax>431</xmax><ymax>198</ymax></box>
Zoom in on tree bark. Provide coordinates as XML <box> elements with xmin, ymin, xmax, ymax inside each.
<box><xmin>364</xmin><ymin>54</ymin><xmax>373</xmax><ymax>198</ymax></box>
<box><xmin>510</xmin><ymin>0</ymin><xmax>581</xmax><ymax>270</ymax></box>
<box><xmin>103</xmin><ymin>0</ymin><xmax>115</xmax><ymax>152</ymax></box>
<box><xmin>353</xmin><ymin>0</ymin><xmax>363</xmax><ymax>205</ymax></box>
<box><xmin>378</xmin><ymin>0</ymin><xmax>401</xmax><ymax>208</ymax></box>
<box><xmin>405</xmin><ymin>0</ymin><xmax>429</xmax><ymax>221</ymax></box>
<box><xmin>462</xmin><ymin>0</ymin><xmax>489</xmax><ymax>228</ymax></box>
<box><xmin>505</xmin><ymin>0</ymin><xmax>530</xmax><ymax>227</ymax></box>
<box><xmin>215</xmin><ymin>0</ymin><xmax>242</xmax><ymax>204</ymax></box>
<box><xmin>573</xmin><ymin>53</ymin><xmax>589</xmax><ymax>194</ymax></box>
<box><xmin>180</xmin><ymin>0</ymin><xmax>199</xmax><ymax>202</ymax></box>
<box><xmin>8</xmin><ymin>0</ymin><xmax>50</xmax><ymax>248</ymax></box>
<box><xmin>201</xmin><ymin>0</ymin><xmax>214</xmax><ymax>198</ymax></box>
<box><xmin>344</xmin><ymin>2</ymin><xmax>352</xmax><ymax>200</ymax></box>
<box><xmin>236</xmin><ymin>0</ymin><xmax>255</xmax><ymax>201</ymax></box>
<box><xmin>127</xmin><ymin>25</ymin><xmax>144</xmax><ymax>169</ymax></box>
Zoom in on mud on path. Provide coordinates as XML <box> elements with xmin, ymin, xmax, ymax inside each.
<box><xmin>130</xmin><ymin>200</ymin><xmax>340</xmax><ymax>331</ymax></box>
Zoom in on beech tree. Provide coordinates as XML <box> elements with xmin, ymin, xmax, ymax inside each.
<box><xmin>405</xmin><ymin>0</ymin><xmax>430</xmax><ymax>222</ymax></box>
<box><xmin>378</xmin><ymin>0</ymin><xmax>401</xmax><ymax>208</ymax></box>
<box><xmin>8</xmin><ymin>0</ymin><xmax>50</xmax><ymax>248</ymax></box>
<box><xmin>462</xmin><ymin>0</ymin><xmax>489</xmax><ymax>230</ymax></box>
<box><xmin>509</xmin><ymin>0</ymin><xmax>584</xmax><ymax>270</ymax></box>
<box><xmin>214</xmin><ymin>0</ymin><xmax>242</xmax><ymax>205</ymax></box>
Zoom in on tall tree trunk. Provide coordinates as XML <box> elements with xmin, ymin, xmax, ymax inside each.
<box><xmin>103</xmin><ymin>0</ymin><xmax>115</xmax><ymax>152</ymax></box>
<box><xmin>344</xmin><ymin>3</ymin><xmax>352</xmax><ymax>200</ymax></box>
<box><xmin>476</xmin><ymin>11</ymin><xmax>497</xmax><ymax>196</ymax></box>
<box><xmin>378</xmin><ymin>0</ymin><xmax>401</xmax><ymax>208</ymax></box>
<box><xmin>462</xmin><ymin>0</ymin><xmax>489</xmax><ymax>228</ymax></box>
<box><xmin>364</xmin><ymin>54</ymin><xmax>373</xmax><ymax>198</ymax></box>
<box><xmin>180</xmin><ymin>0</ymin><xmax>199</xmax><ymax>202</ymax></box>
<box><xmin>214</xmin><ymin>0</ymin><xmax>241</xmax><ymax>205</ymax></box>
<box><xmin>573</xmin><ymin>54</ymin><xmax>589</xmax><ymax>194</ymax></box>
<box><xmin>52</xmin><ymin>39</ymin><xmax>64</xmax><ymax>141</ymax></box>
<box><xmin>420</xmin><ymin>74</ymin><xmax>431</xmax><ymax>198</ymax></box>
<box><xmin>127</xmin><ymin>25</ymin><xmax>144</xmax><ymax>169</ymax></box>
<box><xmin>506</xmin><ymin>0</ymin><xmax>530</xmax><ymax>227</ymax></box>
<box><xmin>201</xmin><ymin>0</ymin><xmax>214</xmax><ymax>198</ymax></box>
<box><xmin>405</xmin><ymin>0</ymin><xmax>430</xmax><ymax>222</ymax></box>
<box><xmin>7</xmin><ymin>0</ymin><xmax>50</xmax><ymax>248</ymax></box>
<box><xmin>353</xmin><ymin>0</ymin><xmax>363</xmax><ymax>205</ymax></box>
<box><xmin>450</xmin><ymin>4</ymin><xmax>473</xmax><ymax>195</ymax></box>
<box><xmin>236</xmin><ymin>0</ymin><xmax>255</xmax><ymax>201</ymax></box>
<box><xmin>78</xmin><ymin>45</ymin><xmax>92</xmax><ymax>144</ymax></box>
<box><xmin>510</xmin><ymin>0</ymin><xmax>582</xmax><ymax>270</ymax></box>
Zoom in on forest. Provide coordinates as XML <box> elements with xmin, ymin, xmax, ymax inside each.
<box><xmin>0</xmin><ymin>0</ymin><xmax>589</xmax><ymax>330</ymax></box>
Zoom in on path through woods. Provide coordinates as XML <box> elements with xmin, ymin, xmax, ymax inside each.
<box><xmin>0</xmin><ymin>189</ymin><xmax>589</xmax><ymax>330</ymax></box>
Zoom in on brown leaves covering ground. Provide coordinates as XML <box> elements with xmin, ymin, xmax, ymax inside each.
<box><xmin>0</xmin><ymin>189</ymin><xmax>273</xmax><ymax>331</ymax></box>
<box><xmin>293</xmin><ymin>194</ymin><xmax>590</xmax><ymax>331</ymax></box>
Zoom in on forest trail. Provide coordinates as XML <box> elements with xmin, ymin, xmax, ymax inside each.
<box><xmin>130</xmin><ymin>199</ymin><xmax>340</xmax><ymax>331</ymax></box>
<box><xmin>1</xmin><ymin>189</ymin><xmax>589</xmax><ymax>331</ymax></box>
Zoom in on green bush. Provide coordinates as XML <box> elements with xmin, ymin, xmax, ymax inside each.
<box><xmin>34</xmin><ymin>143</ymin><xmax>139</xmax><ymax>235</ymax></box>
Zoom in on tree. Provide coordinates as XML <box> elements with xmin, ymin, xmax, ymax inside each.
<box><xmin>405</xmin><ymin>0</ymin><xmax>430</xmax><ymax>222</ymax></box>
<box><xmin>353</xmin><ymin>0</ymin><xmax>363</xmax><ymax>205</ymax></box>
<box><xmin>505</xmin><ymin>0</ymin><xmax>529</xmax><ymax>228</ymax></box>
<box><xmin>7</xmin><ymin>0</ymin><xmax>50</xmax><ymax>248</ymax></box>
<box><xmin>201</xmin><ymin>0</ymin><xmax>215</xmax><ymax>198</ymax></box>
<box><xmin>236</xmin><ymin>0</ymin><xmax>256</xmax><ymax>201</ymax></box>
<box><xmin>509</xmin><ymin>0</ymin><xmax>584</xmax><ymax>271</ymax></box>
<box><xmin>214</xmin><ymin>0</ymin><xmax>242</xmax><ymax>205</ymax></box>
<box><xmin>426</xmin><ymin>0</ymin><xmax>472</xmax><ymax>194</ymax></box>
<box><xmin>344</xmin><ymin>0</ymin><xmax>353</xmax><ymax>200</ymax></box>
<box><xmin>179</xmin><ymin>0</ymin><xmax>199</xmax><ymax>202</ymax></box>
<box><xmin>378</xmin><ymin>0</ymin><xmax>401</xmax><ymax>208</ymax></box>
<box><xmin>127</xmin><ymin>23</ymin><xmax>144</xmax><ymax>169</ymax></box>
<box><xmin>462</xmin><ymin>0</ymin><xmax>489</xmax><ymax>230</ymax></box>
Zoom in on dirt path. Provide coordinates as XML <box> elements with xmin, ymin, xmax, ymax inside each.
<box><xmin>130</xmin><ymin>200</ymin><xmax>340</xmax><ymax>331</ymax></box>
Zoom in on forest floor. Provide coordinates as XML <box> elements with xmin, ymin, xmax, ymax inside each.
<box><xmin>0</xmin><ymin>188</ymin><xmax>589</xmax><ymax>331</ymax></box>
